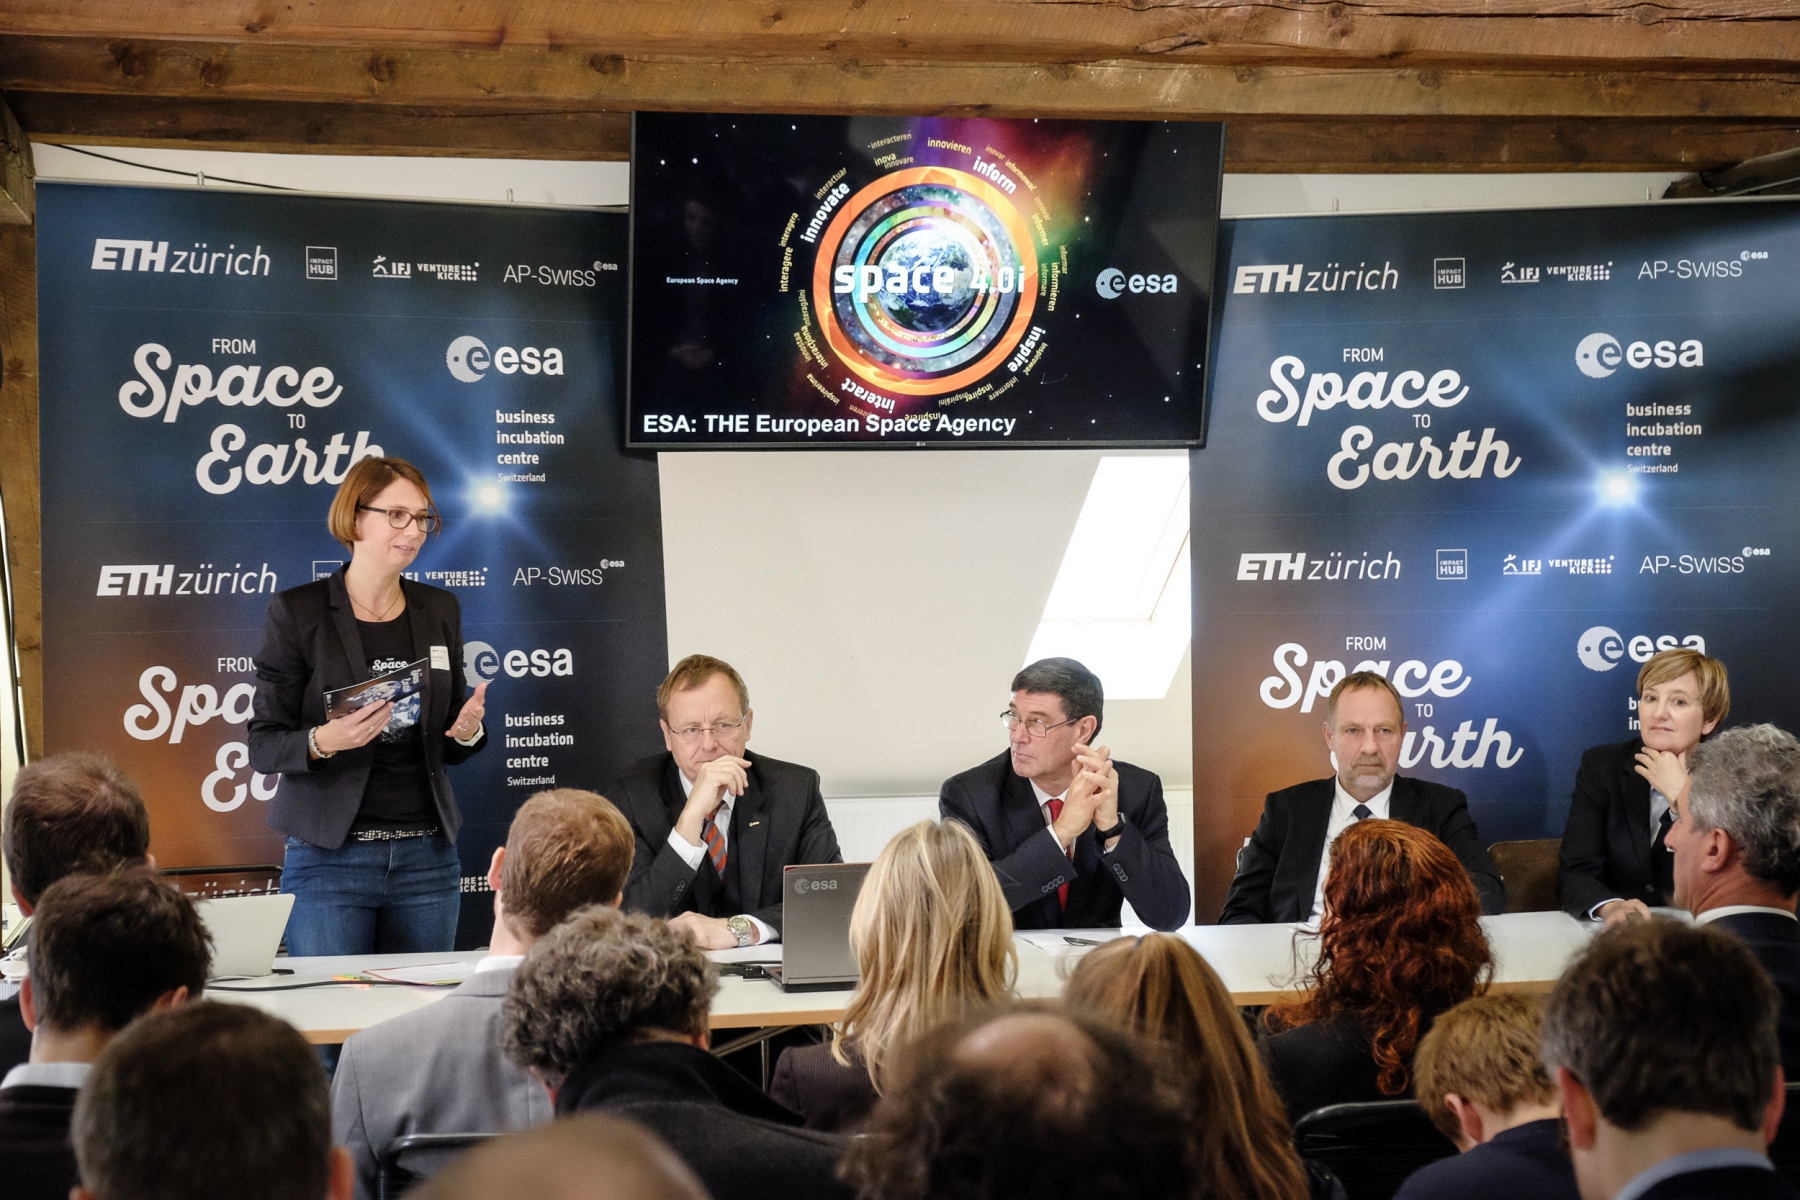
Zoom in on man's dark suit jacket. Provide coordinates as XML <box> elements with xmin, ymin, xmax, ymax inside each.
<box><xmin>0</xmin><ymin>1082</ymin><xmax>79</xmax><ymax>1200</ymax></box>
<box><xmin>1220</xmin><ymin>775</ymin><xmax>1505</xmax><ymax>925</ymax></box>
<box><xmin>0</xmin><ymin>997</ymin><xmax>29</xmax><ymax>1076</ymax></box>
<box><xmin>1393</xmin><ymin>1119</ymin><xmax>1578</xmax><ymax>1200</ymax></box>
<box><xmin>938</xmin><ymin>751</ymin><xmax>1191</xmax><ymax>931</ymax></box>
<box><xmin>1637</xmin><ymin>1166</ymin><xmax>1800</xmax><ymax>1200</ymax></box>
<box><xmin>248</xmin><ymin>567</ymin><xmax>487</xmax><ymax>848</ymax></box>
<box><xmin>614</xmin><ymin>750</ymin><xmax>842</xmax><ymax>934</ymax></box>
<box><xmin>1707</xmin><ymin>910</ymin><xmax>1800</xmax><ymax>1080</ymax></box>
<box><xmin>1558</xmin><ymin>738</ymin><xmax>1666</xmax><ymax>918</ymax></box>
<box><xmin>558</xmin><ymin>1040</ymin><xmax>852</xmax><ymax>1200</ymax></box>
<box><xmin>769</xmin><ymin>1041</ymin><xmax>879</xmax><ymax>1133</ymax></box>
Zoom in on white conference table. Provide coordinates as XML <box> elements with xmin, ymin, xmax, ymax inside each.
<box><xmin>209</xmin><ymin>911</ymin><xmax>1594</xmax><ymax>1045</ymax></box>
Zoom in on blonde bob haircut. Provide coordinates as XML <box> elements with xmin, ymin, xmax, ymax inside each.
<box><xmin>834</xmin><ymin>819</ymin><xmax>1016</xmax><ymax>1091</ymax></box>
<box><xmin>1637</xmin><ymin>647</ymin><xmax>1730</xmax><ymax>727</ymax></box>
<box><xmin>327</xmin><ymin>457</ymin><xmax>437</xmax><ymax>552</ymax></box>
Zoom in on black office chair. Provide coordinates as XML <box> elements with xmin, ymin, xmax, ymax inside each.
<box><xmin>1768</xmin><ymin>1082</ymin><xmax>1800</xmax><ymax>1187</ymax></box>
<box><xmin>1293</xmin><ymin>1099</ymin><xmax>1458</xmax><ymax>1200</ymax></box>
<box><xmin>377</xmin><ymin>1132</ymin><xmax>497</xmax><ymax>1200</ymax></box>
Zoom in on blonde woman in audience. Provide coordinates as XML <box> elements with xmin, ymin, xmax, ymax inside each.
<box><xmin>1065</xmin><ymin>934</ymin><xmax>1321</xmax><ymax>1200</ymax></box>
<box><xmin>769</xmin><ymin>819</ymin><xmax>1016</xmax><ymax>1131</ymax></box>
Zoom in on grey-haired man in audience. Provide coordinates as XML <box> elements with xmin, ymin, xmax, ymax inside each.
<box><xmin>1667</xmin><ymin>723</ymin><xmax>1800</xmax><ymax>1079</ymax></box>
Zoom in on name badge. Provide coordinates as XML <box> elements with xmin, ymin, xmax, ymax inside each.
<box><xmin>430</xmin><ymin>645</ymin><xmax>451</xmax><ymax>671</ymax></box>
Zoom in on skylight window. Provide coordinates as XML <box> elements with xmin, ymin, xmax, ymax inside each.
<box><xmin>1024</xmin><ymin>456</ymin><xmax>1190</xmax><ymax>700</ymax></box>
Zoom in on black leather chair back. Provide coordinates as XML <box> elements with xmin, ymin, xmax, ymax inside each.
<box><xmin>1293</xmin><ymin>1099</ymin><xmax>1458</xmax><ymax>1200</ymax></box>
<box><xmin>377</xmin><ymin>1132</ymin><xmax>498</xmax><ymax>1200</ymax></box>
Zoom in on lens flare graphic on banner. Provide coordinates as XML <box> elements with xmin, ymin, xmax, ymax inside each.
<box><xmin>812</xmin><ymin>168</ymin><xmax>1039</xmax><ymax>397</ymax></box>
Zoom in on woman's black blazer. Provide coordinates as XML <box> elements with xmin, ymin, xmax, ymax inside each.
<box><xmin>248</xmin><ymin>567</ymin><xmax>487</xmax><ymax>849</ymax></box>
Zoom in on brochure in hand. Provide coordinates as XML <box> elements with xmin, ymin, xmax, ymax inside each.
<box><xmin>325</xmin><ymin>657</ymin><xmax>426</xmax><ymax>736</ymax></box>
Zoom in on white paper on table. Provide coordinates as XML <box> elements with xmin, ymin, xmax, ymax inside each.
<box><xmin>706</xmin><ymin>945</ymin><xmax>784</xmax><ymax>965</ymax></box>
<box><xmin>1015</xmin><ymin>930</ymin><xmax>1132</xmax><ymax>957</ymax></box>
<box><xmin>361</xmin><ymin>961</ymin><xmax>475</xmax><ymax>986</ymax></box>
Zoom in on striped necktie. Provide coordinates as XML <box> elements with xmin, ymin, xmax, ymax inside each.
<box><xmin>700</xmin><ymin>805</ymin><xmax>728</xmax><ymax>877</ymax></box>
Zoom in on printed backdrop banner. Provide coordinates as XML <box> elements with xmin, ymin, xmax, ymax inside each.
<box><xmin>37</xmin><ymin>182</ymin><xmax>668</xmax><ymax>946</ymax></box>
<box><xmin>1191</xmin><ymin>198</ymin><xmax>1800</xmax><ymax>921</ymax></box>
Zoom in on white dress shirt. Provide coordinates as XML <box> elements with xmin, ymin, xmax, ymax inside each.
<box><xmin>1</xmin><ymin>1060</ymin><xmax>90</xmax><ymax>1091</ymax></box>
<box><xmin>1309</xmin><ymin>778</ymin><xmax>1394</xmax><ymax>922</ymax></box>
<box><xmin>665</xmin><ymin>772</ymin><xmax>777</xmax><ymax>944</ymax></box>
<box><xmin>1695</xmin><ymin>905</ymin><xmax>1799</xmax><ymax>926</ymax></box>
<box><xmin>1613</xmin><ymin>1147</ymin><xmax>1773</xmax><ymax>1200</ymax></box>
<box><xmin>473</xmin><ymin>954</ymin><xmax>524</xmax><ymax>974</ymax></box>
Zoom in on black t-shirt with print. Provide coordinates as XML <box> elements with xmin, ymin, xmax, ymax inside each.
<box><xmin>352</xmin><ymin>615</ymin><xmax>435</xmax><ymax>831</ymax></box>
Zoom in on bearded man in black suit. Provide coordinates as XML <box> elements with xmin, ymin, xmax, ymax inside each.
<box><xmin>1220</xmin><ymin>670</ymin><xmax>1504</xmax><ymax>924</ymax></box>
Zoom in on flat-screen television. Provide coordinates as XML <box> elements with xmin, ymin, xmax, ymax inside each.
<box><xmin>627</xmin><ymin>112</ymin><xmax>1223</xmax><ymax>449</ymax></box>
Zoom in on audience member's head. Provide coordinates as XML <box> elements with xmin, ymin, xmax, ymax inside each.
<box><xmin>844</xmin><ymin>1004</ymin><xmax>1192</xmax><ymax>1200</ymax></box>
<box><xmin>2</xmin><ymin>751</ymin><xmax>150</xmax><ymax>910</ymax></box>
<box><xmin>24</xmin><ymin>869</ymin><xmax>211</xmax><ymax>1055</ymax></box>
<box><xmin>502</xmin><ymin>906</ymin><xmax>716</xmax><ymax>1092</ymax></box>
<box><xmin>72</xmin><ymin>1001</ymin><xmax>349</xmax><ymax>1200</ymax></box>
<box><xmin>1065</xmin><ymin>933</ymin><xmax>1309</xmax><ymax>1200</ymax></box>
<box><xmin>840</xmin><ymin>819</ymin><xmax>1016</xmax><ymax>1090</ymax></box>
<box><xmin>1265</xmin><ymin>819</ymin><xmax>1492</xmax><ymax>1096</ymax></box>
<box><xmin>412</xmin><ymin>1115</ymin><xmax>708</xmax><ymax>1200</ymax></box>
<box><xmin>1674</xmin><ymin>723</ymin><xmax>1800</xmax><ymax>914</ymax></box>
<box><xmin>489</xmin><ymin>788</ymin><xmax>635</xmax><ymax>946</ymax></box>
<box><xmin>1541</xmin><ymin>919</ymin><xmax>1783</xmax><ymax>1199</ymax></box>
<box><xmin>1413</xmin><ymin>992</ymin><xmax>1559</xmax><ymax>1151</ymax></box>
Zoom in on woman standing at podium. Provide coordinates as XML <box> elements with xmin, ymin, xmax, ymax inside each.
<box><xmin>249</xmin><ymin>457</ymin><xmax>489</xmax><ymax>957</ymax></box>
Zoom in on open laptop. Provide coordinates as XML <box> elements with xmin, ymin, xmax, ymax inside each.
<box><xmin>194</xmin><ymin>893</ymin><xmax>296</xmax><ymax>980</ymax></box>
<box><xmin>766</xmin><ymin>862</ymin><xmax>871</xmax><ymax>993</ymax></box>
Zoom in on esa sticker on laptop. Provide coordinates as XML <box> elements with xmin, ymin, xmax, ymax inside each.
<box><xmin>430</xmin><ymin>645</ymin><xmax>450</xmax><ymax>671</ymax></box>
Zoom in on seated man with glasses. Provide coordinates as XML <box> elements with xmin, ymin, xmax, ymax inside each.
<box><xmin>939</xmin><ymin>657</ymin><xmax>1190</xmax><ymax>931</ymax></box>
<box><xmin>613</xmin><ymin>655</ymin><xmax>842</xmax><ymax>949</ymax></box>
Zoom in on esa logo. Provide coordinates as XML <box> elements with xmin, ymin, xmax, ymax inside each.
<box><xmin>445</xmin><ymin>336</ymin><xmax>566</xmax><ymax>382</ymax></box>
<box><xmin>794</xmin><ymin>877</ymin><xmax>840</xmax><ymax>895</ymax></box>
<box><xmin>1096</xmin><ymin>268</ymin><xmax>1177</xmax><ymax>299</ymax></box>
<box><xmin>1574</xmin><ymin>334</ymin><xmax>1704</xmax><ymax>379</ymax></box>
<box><xmin>464</xmin><ymin>640</ymin><xmax>575</xmax><ymax>681</ymax></box>
<box><xmin>1575</xmin><ymin>626</ymin><xmax>1706</xmax><ymax>672</ymax></box>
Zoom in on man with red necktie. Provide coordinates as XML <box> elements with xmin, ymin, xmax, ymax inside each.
<box><xmin>939</xmin><ymin>658</ymin><xmax>1191</xmax><ymax>931</ymax></box>
<box><xmin>613</xmin><ymin>655</ymin><xmax>842</xmax><ymax>949</ymax></box>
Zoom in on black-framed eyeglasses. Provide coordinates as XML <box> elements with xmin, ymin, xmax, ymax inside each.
<box><xmin>1001</xmin><ymin>710</ymin><xmax>1081</xmax><ymax>739</ymax></box>
<box><xmin>358</xmin><ymin>505</ymin><xmax>441</xmax><ymax>534</ymax></box>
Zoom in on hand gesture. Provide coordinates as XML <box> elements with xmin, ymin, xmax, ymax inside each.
<box><xmin>1597</xmin><ymin>898</ymin><xmax>1654</xmax><ymax>926</ymax></box>
<box><xmin>447</xmin><ymin>681</ymin><xmax>488</xmax><ymax>741</ymax></box>
<box><xmin>670</xmin><ymin>911</ymin><xmax>744</xmax><ymax>950</ymax></box>
<box><xmin>675</xmin><ymin>755</ymin><xmax>751</xmax><ymax>845</ymax></box>
<box><xmin>1074</xmin><ymin>743</ymin><xmax>1119</xmax><ymax>833</ymax></box>
<box><xmin>313</xmin><ymin>700</ymin><xmax>393</xmax><ymax>756</ymax></box>
<box><xmin>1634</xmin><ymin>746</ymin><xmax>1690</xmax><ymax>805</ymax></box>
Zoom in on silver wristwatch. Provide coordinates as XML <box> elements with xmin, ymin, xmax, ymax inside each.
<box><xmin>725</xmin><ymin>915</ymin><xmax>755</xmax><ymax>948</ymax></box>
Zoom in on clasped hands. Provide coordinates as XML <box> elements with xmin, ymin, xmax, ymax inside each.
<box><xmin>312</xmin><ymin>681</ymin><xmax>488</xmax><ymax>757</ymax></box>
<box><xmin>1051</xmin><ymin>742</ymin><xmax>1123</xmax><ymax>851</ymax></box>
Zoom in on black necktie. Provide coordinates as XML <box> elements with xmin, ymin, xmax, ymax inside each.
<box><xmin>1352</xmin><ymin>803</ymin><xmax>1373</xmax><ymax>822</ymax></box>
<box><xmin>1651</xmin><ymin>807</ymin><xmax>1675</xmax><ymax>901</ymax></box>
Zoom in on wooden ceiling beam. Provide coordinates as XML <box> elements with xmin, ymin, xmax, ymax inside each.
<box><xmin>14</xmin><ymin>92</ymin><xmax>1800</xmax><ymax>176</ymax></box>
<box><xmin>0</xmin><ymin>1</ymin><xmax>1798</xmax><ymax>70</ymax></box>
<box><xmin>3</xmin><ymin>35</ymin><xmax>1800</xmax><ymax>123</ymax></box>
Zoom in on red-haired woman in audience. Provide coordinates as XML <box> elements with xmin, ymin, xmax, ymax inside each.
<box><xmin>1261</xmin><ymin>819</ymin><xmax>1492</xmax><ymax>1124</ymax></box>
<box><xmin>1067</xmin><ymin>933</ymin><xmax>1327</xmax><ymax>1200</ymax></box>
<box><xmin>769</xmin><ymin>819</ymin><xmax>1016</xmax><ymax>1131</ymax></box>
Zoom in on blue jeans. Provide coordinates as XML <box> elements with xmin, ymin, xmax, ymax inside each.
<box><xmin>280</xmin><ymin>835</ymin><xmax>461</xmax><ymax>957</ymax></box>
